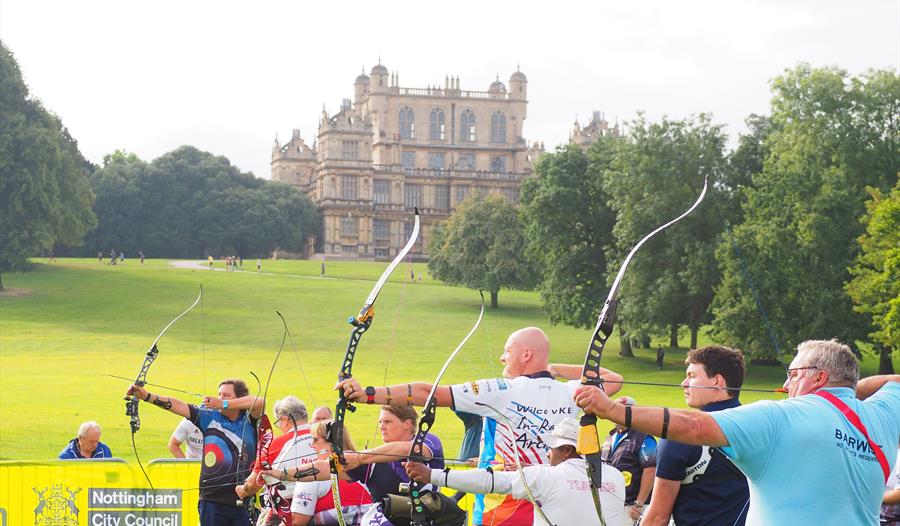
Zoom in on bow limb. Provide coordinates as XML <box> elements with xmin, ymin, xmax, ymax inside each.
<box><xmin>124</xmin><ymin>285</ymin><xmax>203</xmax><ymax>492</ymax></box>
<box><xmin>474</xmin><ymin>401</ymin><xmax>555</xmax><ymax>526</ymax></box>
<box><xmin>408</xmin><ymin>291</ymin><xmax>484</xmax><ymax>525</ymax></box>
<box><xmin>327</xmin><ymin>208</ymin><xmax>421</xmax><ymax>526</ymax></box>
<box><xmin>577</xmin><ymin>176</ymin><xmax>708</xmax><ymax>526</ymax></box>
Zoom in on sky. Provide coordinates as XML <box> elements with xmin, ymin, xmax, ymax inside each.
<box><xmin>1</xmin><ymin>0</ymin><xmax>897</xmax><ymax>180</ymax></box>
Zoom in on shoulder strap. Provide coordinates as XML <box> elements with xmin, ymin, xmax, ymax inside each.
<box><xmin>813</xmin><ymin>390</ymin><xmax>890</xmax><ymax>483</ymax></box>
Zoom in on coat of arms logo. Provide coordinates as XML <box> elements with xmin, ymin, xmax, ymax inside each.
<box><xmin>32</xmin><ymin>485</ymin><xmax>80</xmax><ymax>526</ymax></box>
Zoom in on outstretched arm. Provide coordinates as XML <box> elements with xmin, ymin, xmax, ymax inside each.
<box><xmin>335</xmin><ymin>379</ymin><xmax>452</xmax><ymax>408</ymax></box>
<box><xmin>856</xmin><ymin>375</ymin><xmax>900</xmax><ymax>400</ymax></box>
<box><xmin>575</xmin><ymin>385</ymin><xmax>727</xmax><ymax>447</ymax></box>
<box><xmin>548</xmin><ymin>363</ymin><xmax>625</xmax><ymax>395</ymax></box>
<box><xmin>405</xmin><ymin>460</ymin><xmax>518</xmax><ymax>495</ymax></box>
<box><xmin>127</xmin><ymin>384</ymin><xmax>190</xmax><ymax>418</ymax></box>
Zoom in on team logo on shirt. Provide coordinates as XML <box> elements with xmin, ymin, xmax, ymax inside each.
<box><xmin>496</xmin><ymin>379</ymin><xmax>508</xmax><ymax>391</ymax></box>
<box><xmin>471</xmin><ymin>382</ymin><xmax>480</xmax><ymax>395</ymax></box>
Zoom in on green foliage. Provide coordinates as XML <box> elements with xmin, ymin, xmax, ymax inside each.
<box><xmin>82</xmin><ymin>146</ymin><xmax>321</xmax><ymax>258</ymax></box>
<box><xmin>520</xmin><ymin>141</ymin><xmax>617</xmax><ymax>328</ymax></box>
<box><xmin>428</xmin><ymin>195</ymin><xmax>538</xmax><ymax>307</ymax></box>
<box><xmin>712</xmin><ymin>65</ymin><xmax>900</xmax><ymax>358</ymax></box>
<box><xmin>0</xmin><ymin>41</ymin><xmax>96</xmax><ymax>283</ymax></box>
<box><xmin>604</xmin><ymin>114</ymin><xmax>728</xmax><ymax>348</ymax></box>
<box><xmin>846</xmin><ymin>179</ymin><xmax>900</xmax><ymax>371</ymax></box>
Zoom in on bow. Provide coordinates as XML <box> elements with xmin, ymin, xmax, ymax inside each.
<box><xmin>327</xmin><ymin>208</ymin><xmax>420</xmax><ymax>526</ymax></box>
<box><xmin>408</xmin><ymin>291</ymin><xmax>485</xmax><ymax>525</ymax></box>
<box><xmin>125</xmin><ymin>286</ymin><xmax>203</xmax><ymax>489</ymax></box>
<box><xmin>576</xmin><ymin>177</ymin><xmax>708</xmax><ymax>526</ymax></box>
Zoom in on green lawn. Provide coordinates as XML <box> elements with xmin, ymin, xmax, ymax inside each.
<box><xmin>0</xmin><ymin>258</ymin><xmax>885</xmax><ymax>462</ymax></box>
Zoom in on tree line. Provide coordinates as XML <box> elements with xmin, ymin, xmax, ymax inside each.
<box><xmin>0</xmin><ymin>41</ymin><xmax>319</xmax><ymax>289</ymax></box>
<box><xmin>428</xmin><ymin>64</ymin><xmax>898</xmax><ymax>372</ymax></box>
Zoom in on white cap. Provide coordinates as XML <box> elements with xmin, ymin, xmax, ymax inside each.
<box><xmin>538</xmin><ymin>417</ymin><xmax>580</xmax><ymax>449</ymax></box>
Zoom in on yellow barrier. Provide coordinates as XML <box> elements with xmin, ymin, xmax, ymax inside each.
<box><xmin>0</xmin><ymin>459</ymin><xmax>485</xmax><ymax>526</ymax></box>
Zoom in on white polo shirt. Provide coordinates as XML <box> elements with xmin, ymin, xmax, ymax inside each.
<box><xmin>450</xmin><ymin>373</ymin><xmax>580</xmax><ymax>466</ymax></box>
<box><xmin>429</xmin><ymin>458</ymin><xmax>626</xmax><ymax>526</ymax></box>
<box><xmin>172</xmin><ymin>418</ymin><xmax>203</xmax><ymax>459</ymax></box>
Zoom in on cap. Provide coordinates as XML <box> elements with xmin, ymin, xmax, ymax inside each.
<box><xmin>538</xmin><ymin>417</ymin><xmax>580</xmax><ymax>449</ymax></box>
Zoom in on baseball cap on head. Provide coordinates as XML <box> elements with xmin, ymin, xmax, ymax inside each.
<box><xmin>538</xmin><ymin>417</ymin><xmax>580</xmax><ymax>449</ymax></box>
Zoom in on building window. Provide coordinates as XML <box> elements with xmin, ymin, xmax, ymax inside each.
<box><xmin>341</xmin><ymin>140</ymin><xmax>359</xmax><ymax>160</ymax></box>
<box><xmin>429</xmin><ymin>108</ymin><xmax>446</xmax><ymax>140</ymax></box>
<box><xmin>428</xmin><ymin>152</ymin><xmax>445</xmax><ymax>173</ymax></box>
<box><xmin>404</xmin><ymin>221</ymin><xmax>415</xmax><ymax>240</ymax></box>
<box><xmin>502</xmin><ymin>187</ymin><xmax>519</xmax><ymax>203</ymax></box>
<box><xmin>457</xmin><ymin>153</ymin><xmax>476</xmax><ymax>170</ymax></box>
<box><xmin>404</xmin><ymin>184</ymin><xmax>422</xmax><ymax>208</ymax></box>
<box><xmin>399</xmin><ymin>106</ymin><xmax>415</xmax><ymax>139</ymax></box>
<box><xmin>340</xmin><ymin>217</ymin><xmax>358</xmax><ymax>237</ymax></box>
<box><xmin>455</xmin><ymin>186</ymin><xmax>470</xmax><ymax>204</ymax></box>
<box><xmin>340</xmin><ymin>175</ymin><xmax>358</xmax><ymax>199</ymax></box>
<box><xmin>489</xmin><ymin>156</ymin><xmax>507</xmax><ymax>172</ymax></box>
<box><xmin>460</xmin><ymin>110</ymin><xmax>476</xmax><ymax>142</ymax></box>
<box><xmin>435</xmin><ymin>186</ymin><xmax>450</xmax><ymax>209</ymax></box>
<box><xmin>373</xmin><ymin>219</ymin><xmax>390</xmax><ymax>241</ymax></box>
<box><xmin>342</xmin><ymin>244</ymin><xmax>357</xmax><ymax>254</ymax></box>
<box><xmin>490</xmin><ymin>112</ymin><xmax>507</xmax><ymax>143</ymax></box>
<box><xmin>374</xmin><ymin>248</ymin><xmax>389</xmax><ymax>258</ymax></box>
<box><xmin>374</xmin><ymin>179</ymin><xmax>390</xmax><ymax>204</ymax></box>
<box><xmin>402</xmin><ymin>151</ymin><xmax>416</xmax><ymax>173</ymax></box>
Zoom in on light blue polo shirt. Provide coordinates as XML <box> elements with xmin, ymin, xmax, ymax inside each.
<box><xmin>711</xmin><ymin>382</ymin><xmax>900</xmax><ymax>526</ymax></box>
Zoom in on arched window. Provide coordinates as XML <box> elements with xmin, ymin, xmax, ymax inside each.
<box><xmin>490</xmin><ymin>112</ymin><xmax>506</xmax><ymax>143</ymax></box>
<box><xmin>429</xmin><ymin>109</ymin><xmax>445</xmax><ymax>140</ymax></box>
<box><xmin>460</xmin><ymin>110</ymin><xmax>476</xmax><ymax>142</ymax></box>
<box><xmin>399</xmin><ymin>107</ymin><xmax>415</xmax><ymax>139</ymax></box>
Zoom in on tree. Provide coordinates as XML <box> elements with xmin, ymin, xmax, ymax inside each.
<box><xmin>0</xmin><ymin>41</ymin><xmax>95</xmax><ymax>289</ymax></box>
<box><xmin>846</xmin><ymin>178</ymin><xmax>900</xmax><ymax>374</ymax></box>
<box><xmin>428</xmin><ymin>195</ymin><xmax>538</xmax><ymax>308</ymax></box>
<box><xmin>603</xmin><ymin>114</ymin><xmax>728</xmax><ymax>349</ymax></box>
<box><xmin>711</xmin><ymin>65</ymin><xmax>900</xmax><ymax>359</ymax></box>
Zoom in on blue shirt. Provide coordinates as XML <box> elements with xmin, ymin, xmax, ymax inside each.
<box><xmin>190</xmin><ymin>406</ymin><xmax>259</xmax><ymax>504</ymax></box>
<box><xmin>59</xmin><ymin>438</ymin><xmax>113</xmax><ymax>459</ymax></box>
<box><xmin>711</xmin><ymin>383</ymin><xmax>900</xmax><ymax>526</ymax></box>
<box><xmin>656</xmin><ymin>397</ymin><xmax>748</xmax><ymax>526</ymax></box>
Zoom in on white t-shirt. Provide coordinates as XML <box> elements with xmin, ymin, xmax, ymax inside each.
<box><xmin>429</xmin><ymin>458</ymin><xmax>626</xmax><ymax>526</ymax></box>
<box><xmin>172</xmin><ymin>418</ymin><xmax>203</xmax><ymax>459</ymax></box>
<box><xmin>450</xmin><ymin>374</ymin><xmax>580</xmax><ymax>466</ymax></box>
<box><xmin>264</xmin><ymin>426</ymin><xmax>316</xmax><ymax>497</ymax></box>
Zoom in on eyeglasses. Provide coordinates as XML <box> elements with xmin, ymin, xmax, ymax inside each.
<box><xmin>786</xmin><ymin>366</ymin><xmax>819</xmax><ymax>380</ymax></box>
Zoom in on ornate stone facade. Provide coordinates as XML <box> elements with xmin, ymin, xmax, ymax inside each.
<box><xmin>569</xmin><ymin>110</ymin><xmax>621</xmax><ymax>148</ymax></box>
<box><xmin>272</xmin><ymin>62</ymin><xmax>543</xmax><ymax>260</ymax></box>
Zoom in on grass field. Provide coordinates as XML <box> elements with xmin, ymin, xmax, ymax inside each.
<box><xmin>1</xmin><ymin>258</ymin><xmax>891</xmax><ymax>463</ymax></box>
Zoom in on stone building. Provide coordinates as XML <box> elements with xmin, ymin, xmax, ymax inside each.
<box><xmin>570</xmin><ymin>110</ymin><xmax>621</xmax><ymax>148</ymax></box>
<box><xmin>271</xmin><ymin>62</ymin><xmax>543</xmax><ymax>260</ymax></box>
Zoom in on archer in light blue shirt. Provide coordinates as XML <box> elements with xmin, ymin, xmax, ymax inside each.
<box><xmin>712</xmin><ymin>382</ymin><xmax>899</xmax><ymax>526</ymax></box>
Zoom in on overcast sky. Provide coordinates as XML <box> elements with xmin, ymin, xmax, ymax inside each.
<box><xmin>1</xmin><ymin>0</ymin><xmax>897</xmax><ymax>179</ymax></box>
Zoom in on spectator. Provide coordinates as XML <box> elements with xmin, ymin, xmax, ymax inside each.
<box><xmin>168</xmin><ymin>418</ymin><xmax>203</xmax><ymax>459</ymax></box>
<box><xmin>600</xmin><ymin>397</ymin><xmax>657</xmax><ymax>523</ymax></box>
<box><xmin>59</xmin><ymin>421</ymin><xmax>113</xmax><ymax>459</ymax></box>
<box><xmin>310</xmin><ymin>406</ymin><xmax>332</xmax><ymax>423</ymax></box>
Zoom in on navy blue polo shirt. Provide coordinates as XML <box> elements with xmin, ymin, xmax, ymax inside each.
<box><xmin>655</xmin><ymin>397</ymin><xmax>749</xmax><ymax>526</ymax></box>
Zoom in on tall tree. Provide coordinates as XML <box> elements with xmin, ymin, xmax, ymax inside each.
<box><xmin>0</xmin><ymin>41</ymin><xmax>96</xmax><ymax>288</ymax></box>
<box><xmin>428</xmin><ymin>195</ymin><xmax>538</xmax><ymax>308</ymax></box>
<box><xmin>846</xmin><ymin>178</ymin><xmax>900</xmax><ymax>374</ymax></box>
<box><xmin>711</xmin><ymin>65</ymin><xmax>900</xmax><ymax>359</ymax></box>
<box><xmin>604</xmin><ymin>114</ymin><xmax>727</xmax><ymax>349</ymax></box>
<box><xmin>519</xmin><ymin>141</ymin><xmax>628</xmax><ymax>350</ymax></box>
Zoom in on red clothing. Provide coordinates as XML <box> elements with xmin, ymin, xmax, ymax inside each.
<box><xmin>314</xmin><ymin>480</ymin><xmax>373</xmax><ymax>513</ymax></box>
<box><xmin>252</xmin><ymin>427</ymin><xmax>311</xmax><ymax>472</ymax></box>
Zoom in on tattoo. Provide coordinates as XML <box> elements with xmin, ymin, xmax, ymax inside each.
<box><xmin>293</xmin><ymin>466</ymin><xmax>320</xmax><ymax>480</ymax></box>
<box><xmin>152</xmin><ymin>396</ymin><xmax>173</xmax><ymax>410</ymax></box>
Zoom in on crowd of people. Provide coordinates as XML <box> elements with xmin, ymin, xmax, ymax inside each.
<box><xmin>60</xmin><ymin>326</ymin><xmax>893</xmax><ymax>526</ymax></box>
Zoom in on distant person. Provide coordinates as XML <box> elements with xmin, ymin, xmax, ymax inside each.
<box><xmin>109</xmin><ymin>249</ymin><xmax>117</xmax><ymax>265</ymax></box>
<box><xmin>320</xmin><ymin>256</ymin><xmax>326</xmax><ymax>277</ymax></box>
<box><xmin>257</xmin><ymin>258</ymin><xmax>261</xmax><ymax>272</ymax></box>
<box><xmin>410</xmin><ymin>269</ymin><xmax>415</xmax><ymax>281</ymax></box>
<box><xmin>139</xmin><ymin>250</ymin><xmax>145</xmax><ymax>265</ymax></box>
<box><xmin>238</xmin><ymin>256</ymin><xmax>243</xmax><ymax>270</ymax></box>
<box><xmin>119</xmin><ymin>252</ymin><xmax>125</xmax><ymax>263</ymax></box>
<box><xmin>59</xmin><ymin>421</ymin><xmax>113</xmax><ymax>459</ymax></box>
<box><xmin>208</xmin><ymin>255</ymin><xmax>214</xmax><ymax>270</ymax></box>
<box><xmin>310</xmin><ymin>406</ymin><xmax>332</xmax><ymax>423</ymax></box>
<box><xmin>656</xmin><ymin>347</ymin><xmax>665</xmax><ymax>370</ymax></box>
<box><xmin>168</xmin><ymin>418</ymin><xmax>203</xmax><ymax>459</ymax></box>
<box><xmin>47</xmin><ymin>248</ymin><xmax>55</xmax><ymax>263</ymax></box>
<box><xmin>98</xmin><ymin>251</ymin><xmax>103</xmax><ymax>264</ymax></box>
